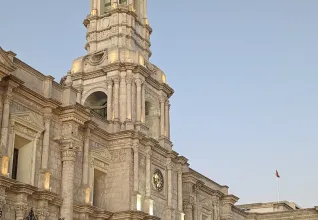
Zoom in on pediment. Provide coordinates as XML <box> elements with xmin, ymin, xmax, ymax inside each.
<box><xmin>11</xmin><ymin>111</ymin><xmax>45</xmax><ymax>132</ymax></box>
<box><xmin>0</xmin><ymin>47</ymin><xmax>16</xmax><ymax>73</ymax></box>
<box><xmin>90</xmin><ymin>147</ymin><xmax>111</xmax><ymax>162</ymax></box>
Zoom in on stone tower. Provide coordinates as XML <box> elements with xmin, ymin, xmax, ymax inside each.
<box><xmin>69</xmin><ymin>0</ymin><xmax>173</xmax><ymax>148</ymax></box>
<box><xmin>61</xmin><ymin>0</ymin><xmax>182</xmax><ymax>219</ymax></box>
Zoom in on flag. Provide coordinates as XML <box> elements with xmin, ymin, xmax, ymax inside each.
<box><xmin>275</xmin><ymin>170</ymin><xmax>280</xmax><ymax>178</ymax></box>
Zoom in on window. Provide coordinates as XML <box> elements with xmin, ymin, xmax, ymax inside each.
<box><xmin>93</xmin><ymin>169</ymin><xmax>106</xmax><ymax>208</ymax></box>
<box><xmin>12</xmin><ymin>135</ymin><xmax>33</xmax><ymax>184</ymax></box>
<box><xmin>119</xmin><ymin>0</ymin><xmax>127</xmax><ymax>4</ymax></box>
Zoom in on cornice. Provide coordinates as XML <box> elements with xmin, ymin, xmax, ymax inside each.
<box><xmin>58</xmin><ymin>104</ymin><xmax>91</xmax><ymax>125</ymax></box>
<box><xmin>189</xmin><ymin>168</ymin><xmax>227</xmax><ymax>189</ymax></box>
<box><xmin>232</xmin><ymin>206</ymin><xmax>248</xmax><ymax>218</ymax></box>
<box><xmin>111</xmin><ymin>210</ymin><xmax>148</xmax><ymax>220</ymax></box>
<box><xmin>14</xmin><ymin>58</ymin><xmax>47</xmax><ymax>81</ymax></box>
<box><xmin>222</xmin><ymin>194</ymin><xmax>239</xmax><ymax>205</ymax></box>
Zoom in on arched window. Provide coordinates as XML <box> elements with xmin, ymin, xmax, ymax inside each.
<box><xmin>105</xmin><ymin>0</ymin><xmax>111</xmax><ymax>11</ymax></box>
<box><xmin>84</xmin><ymin>91</ymin><xmax>108</xmax><ymax>118</ymax></box>
<box><xmin>119</xmin><ymin>0</ymin><xmax>127</xmax><ymax>4</ymax></box>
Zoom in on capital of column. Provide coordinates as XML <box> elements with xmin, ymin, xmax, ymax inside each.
<box><xmin>113</xmin><ymin>76</ymin><xmax>120</xmax><ymax>85</ymax></box>
<box><xmin>160</xmin><ymin>96</ymin><xmax>166</xmax><ymax>103</ymax></box>
<box><xmin>165</xmin><ymin>99</ymin><xmax>170</xmax><ymax>106</ymax></box>
<box><xmin>43</xmin><ymin>115</ymin><xmax>52</xmax><ymax>126</ymax></box>
<box><xmin>76</xmin><ymin>85</ymin><xmax>84</xmax><ymax>93</ymax></box>
<box><xmin>183</xmin><ymin>203</ymin><xmax>193</xmax><ymax>210</ymax></box>
<box><xmin>166</xmin><ymin>159</ymin><xmax>173</xmax><ymax>170</ymax></box>
<box><xmin>133</xmin><ymin>139</ymin><xmax>139</xmax><ymax>152</ymax></box>
<box><xmin>145</xmin><ymin>146</ymin><xmax>152</xmax><ymax>158</ymax></box>
<box><xmin>61</xmin><ymin>140</ymin><xmax>78</xmax><ymax>162</ymax></box>
<box><xmin>135</xmin><ymin>78</ymin><xmax>143</xmax><ymax>87</ymax></box>
<box><xmin>126</xmin><ymin>76</ymin><xmax>133</xmax><ymax>84</ymax></box>
<box><xmin>3</xmin><ymin>93</ymin><xmax>13</xmax><ymax>105</ymax></box>
<box><xmin>106</xmin><ymin>78</ymin><xmax>113</xmax><ymax>86</ymax></box>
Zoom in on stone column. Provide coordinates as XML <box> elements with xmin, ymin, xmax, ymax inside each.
<box><xmin>159</xmin><ymin>96</ymin><xmax>165</xmax><ymax>137</ymax></box>
<box><xmin>135</xmin><ymin>79</ymin><xmax>142</xmax><ymax>122</ymax></box>
<box><xmin>166</xmin><ymin>158</ymin><xmax>173</xmax><ymax>220</ymax></box>
<box><xmin>177</xmin><ymin>166</ymin><xmax>183</xmax><ymax>213</ymax></box>
<box><xmin>133</xmin><ymin>140</ymin><xmax>139</xmax><ymax>193</ymax></box>
<box><xmin>106</xmin><ymin>79</ymin><xmax>113</xmax><ymax>121</ymax></box>
<box><xmin>0</xmin><ymin>177</ymin><xmax>13</xmax><ymax>213</ymax></box>
<box><xmin>60</xmin><ymin>142</ymin><xmax>78</xmax><ymax>220</ymax></box>
<box><xmin>0</xmin><ymin>93</ymin><xmax>12</xmax><ymax>151</ymax></box>
<box><xmin>15</xmin><ymin>204</ymin><xmax>27</xmax><ymax>220</ymax></box>
<box><xmin>41</xmin><ymin>112</ymin><xmax>52</xmax><ymax>170</ymax></box>
<box><xmin>165</xmin><ymin>100</ymin><xmax>170</xmax><ymax>137</ymax></box>
<box><xmin>126</xmin><ymin>75</ymin><xmax>133</xmax><ymax>124</ymax></box>
<box><xmin>82</xmin><ymin>128</ymin><xmax>91</xmax><ymax>186</ymax></box>
<box><xmin>7</xmin><ymin>123</ymin><xmax>14</xmax><ymax>176</ymax></box>
<box><xmin>184</xmin><ymin>203</ymin><xmax>193</xmax><ymax>220</ymax></box>
<box><xmin>15</xmin><ymin>186</ymin><xmax>34</xmax><ymax>220</ymax></box>
<box><xmin>141</xmin><ymin>84</ymin><xmax>145</xmax><ymax>123</ymax></box>
<box><xmin>145</xmin><ymin>146</ymin><xmax>151</xmax><ymax>198</ymax></box>
<box><xmin>76</xmin><ymin>86</ymin><xmax>83</xmax><ymax>104</ymax></box>
<box><xmin>120</xmin><ymin>71</ymin><xmax>127</xmax><ymax>125</ymax></box>
<box><xmin>113</xmin><ymin>77</ymin><xmax>120</xmax><ymax>130</ymax></box>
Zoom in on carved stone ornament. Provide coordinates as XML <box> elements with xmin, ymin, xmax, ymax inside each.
<box><xmin>153</xmin><ymin>169</ymin><xmax>164</xmax><ymax>192</ymax></box>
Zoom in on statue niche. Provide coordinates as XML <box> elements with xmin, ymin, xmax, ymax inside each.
<box><xmin>84</xmin><ymin>91</ymin><xmax>108</xmax><ymax>118</ymax></box>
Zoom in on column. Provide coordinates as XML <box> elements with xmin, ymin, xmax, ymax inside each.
<box><xmin>113</xmin><ymin>77</ymin><xmax>120</xmax><ymax>122</ymax></box>
<box><xmin>106</xmin><ymin>79</ymin><xmax>113</xmax><ymax>121</ymax></box>
<box><xmin>0</xmin><ymin>93</ymin><xmax>12</xmax><ymax>150</ymax></box>
<box><xmin>60</xmin><ymin>143</ymin><xmax>77</xmax><ymax>220</ymax></box>
<box><xmin>177</xmin><ymin>166</ymin><xmax>183</xmax><ymax>213</ymax></box>
<box><xmin>165</xmin><ymin>100</ymin><xmax>169</xmax><ymax>137</ymax></box>
<box><xmin>133</xmin><ymin>140</ymin><xmax>139</xmax><ymax>192</ymax></box>
<box><xmin>184</xmin><ymin>204</ymin><xmax>193</xmax><ymax>220</ymax></box>
<box><xmin>76</xmin><ymin>86</ymin><xmax>83</xmax><ymax>104</ymax></box>
<box><xmin>145</xmin><ymin>146</ymin><xmax>151</xmax><ymax>197</ymax></box>
<box><xmin>135</xmin><ymin>79</ymin><xmax>142</xmax><ymax>122</ymax></box>
<box><xmin>120</xmin><ymin>71</ymin><xmax>127</xmax><ymax>124</ymax></box>
<box><xmin>126</xmin><ymin>75</ymin><xmax>133</xmax><ymax>121</ymax></box>
<box><xmin>7</xmin><ymin>123</ymin><xmax>14</xmax><ymax>176</ymax></box>
<box><xmin>160</xmin><ymin>96</ymin><xmax>165</xmax><ymax>137</ymax></box>
<box><xmin>41</xmin><ymin>114</ymin><xmax>51</xmax><ymax>170</ymax></box>
<box><xmin>82</xmin><ymin>128</ymin><xmax>90</xmax><ymax>186</ymax></box>
<box><xmin>167</xmin><ymin>158</ymin><xmax>173</xmax><ymax>220</ymax></box>
<box><xmin>141</xmin><ymin>84</ymin><xmax>145</xmax><ymax>123</ymax></box>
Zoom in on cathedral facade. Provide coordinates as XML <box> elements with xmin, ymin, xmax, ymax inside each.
<box><xmin>0</xmin><ymin>0</ymin><xmax>317</xmax><ymax>220</ymax></box>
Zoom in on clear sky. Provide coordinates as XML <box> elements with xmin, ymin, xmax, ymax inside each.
<box><xmin>1</xmin><ymin>1</ymin><xmax>318</xmax><ymax>208</ymax></box>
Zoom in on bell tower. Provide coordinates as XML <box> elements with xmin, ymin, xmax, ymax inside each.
<box><xmin>85</xmin><ymin>0</ymin><xmax>151</xmax><ymax>59</ymax></box>
<box><xmin>65</xmin><ymin>0</ymin><xmax>173</xmax><ymax>149</ymax></box>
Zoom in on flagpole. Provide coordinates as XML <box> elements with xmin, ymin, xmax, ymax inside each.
<box><xmin>276</xmin><ymin>177</ymin><xmax>280</xmax><ymax>203</ymax></box>
<box><xmin>276</xmin><ymin>169</ymin><xmax>280</xmax><ymax>203</ymax></box>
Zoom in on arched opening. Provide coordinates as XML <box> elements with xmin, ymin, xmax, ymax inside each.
<box><xmin>145</xmin><ymin>100</ymin><xmax>160</xmax><ymax>139</ymax></box>
<box><xmin>84</xmin><ymin>91</ymin><xmax>108</xmax><ymax>118</ymax></box>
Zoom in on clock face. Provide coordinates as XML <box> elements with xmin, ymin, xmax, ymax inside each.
<box><xmin>153</xmin><ymin>169</ymin><xmax>164</xmax><ymax>191</ymax></box>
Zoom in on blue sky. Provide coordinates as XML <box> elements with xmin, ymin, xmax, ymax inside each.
<box><xmin>1</xmin><ymin>1</ymin><xmax>318</xmax><ymax>207</ymax></box>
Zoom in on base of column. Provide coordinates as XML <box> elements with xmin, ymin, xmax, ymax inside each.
<box><xmin>113</xmin><ymin>120</ymin><xmax>121</xmax><ymax>132</ymax></box>
<box><xmin>120</xmin><ymin>122</ymin><xmax>126</xmax><ymax>131</ymax></box>
<box><xmin>135</xmin><ymin>122</ymin><xmax>149</xmax><ymax>135</ymax></box>
<box><xmin>125</xmin><ymin>120</ymin><xmax>134</xmax><ymax>130</ymax></box>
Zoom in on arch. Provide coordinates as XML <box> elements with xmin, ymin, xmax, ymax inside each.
<box><xmin>83</xmin><ymin>89</ymin><xmax>108</xmax><ymax>118</ymax></box>
<box><xmin>81</xmin><ymin>87</ymin><xmax>108</xmax><ymax>105</ymax></box>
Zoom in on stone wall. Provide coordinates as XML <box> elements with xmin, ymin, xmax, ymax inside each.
<box><xmin>106</xmin><ymin>148</ymin><xmax>131</xmax><ymax>212</ymax></box>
